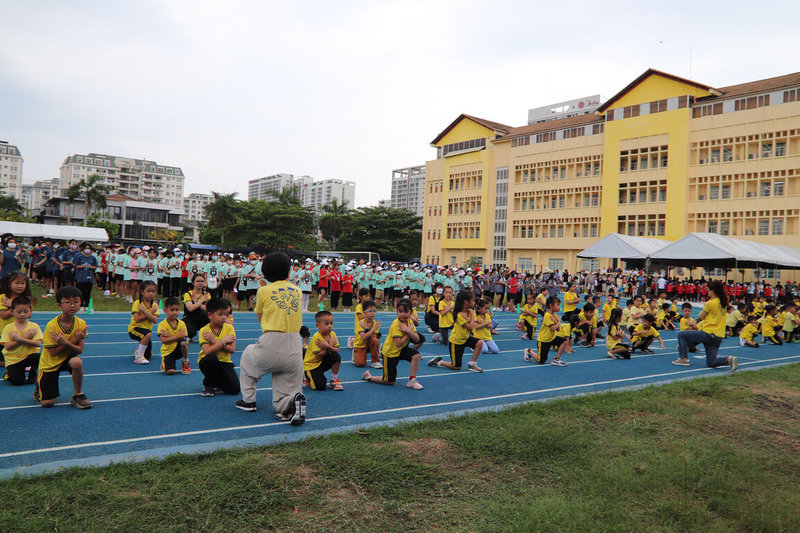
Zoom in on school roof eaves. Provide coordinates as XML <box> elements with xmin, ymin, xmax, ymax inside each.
<box><xmin>596</xmin><ymin>68</ymin><xmax>717</xmax><ymax>113</ymax></box>
<box><xmin>430</xmin><ymin>114</ymin><xmax>512</xmax><ymax>146</ymax></box>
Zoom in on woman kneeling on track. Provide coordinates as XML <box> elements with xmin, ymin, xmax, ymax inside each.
<box><xmin>672</xmin><ymin>280</ymin><xmax>738</xmax><ymax>372</ymax></box>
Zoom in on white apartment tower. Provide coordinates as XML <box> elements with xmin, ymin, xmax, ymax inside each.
<box><xmin>248</xmin><ymin>173</ymin><xmax>355</xmax><ymax>212</ymax></box>
<box><xmin>21</xmin><ymin>178</ymin><xmax>62</xmax><ymax>216</ymax></box>
<box><xmin>59</xmin><ymin>153</ymin><xmax>185</xmax><ymax>208</ymax></box>
<box><xmin>390</xmin><ymin>165</ymin><xmax>426</xmax><ymax>216</ymax></box>
<box><xmin>183</xmin><ymin>193</ymin><xmax>214</xmax><ymax>222</ymax></box>
<box><xmin>0</xmin><ymin>141</ymin><xmax>24</xmax><ymax>198</ymax></box>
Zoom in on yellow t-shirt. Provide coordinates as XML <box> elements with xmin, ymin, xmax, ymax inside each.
<box><xmin>382</xmin><ymin>318</ymin><xmax>415</xmax><ymax>358</ymax></box>
<box><xmin>534</xmin><ymin>293</ymin><xmax>547</xmax><ymax>312</ymax></box>
<box><xmin>537</xmin><ymin>312</ymin><xmax>558</xmax><ymax>343</ymax></box>
<box><xmin>354</xmin><ymin>302</ymin><xmax>364</xmax><ymax>335</ymax></box>
<box><xmin>679</xmin><ymin>317</ymin><xmax>697</xmax><ymax>331</ymax></box>
<box><xmin>303</xmin><ymin>331</ymin><xmax>338</xmax><ymax>371</ymax></box>
<box><xmin>1</xmin><ymin>321</ymin><xmax>43</xmax><ymax>366</ymax></box>
<box><xmin>656</xmin><ymin>310</ymin><xmax>668</xmax><ymax>324</ymax></box>
<box><xmin>254</xmin><ymin>280</ymin><xmax>302</xmax><ymax>333</ymax></box>
<box><xmin>39</xmin><ymin>316</ymin><xmax>88</xmax><ymax>373</ymax></box>
<box><xmin>427</xmin><ymin>295</ymin><xmax>440</xmax><ymax>313</ymax></box>
<box><xmin>761</xmin><ymin>315</ymin><xmax>778</xmax><ymax>338</ymax></box>
<box><xmin>739</xmin><ymin>323</ymin><xmax>758</xmax><ymax>342</ymax></box>
<box><xmin>473</xmin><ymin>312</ymin><xmax>492</xmax><ymax>341</ymax></box>
<box><xmin>622</xmin><ymin>307</ymin><xmax>633</xmax><ymax>328</ymax></box>
<box><xmin>726</xmin><ymin>310</ymin><xmax>744</xmax><ymax>327</ymax></box>
<box><xmin>183</xmin><ymin>291</ymin><xmax>211</xmax><ymax>303</ymax></box>
<box><xmin>557</xmin><ymin>323</ymin><xmax>572</xmax><ymax>338</ymax></box>
<box><xmin>157</xmin><ymin>318</ymin><xmax>187</xmax><ymax>357</ymax></box>
<box><xmin>450</xmin><ymin>310</ymin><xmax>475</xmax><ymax>345</ymax></box>
<box><xmin>129</xmin><ymin>300</ymin><xmax>159</xmax><ymax>332</ymax></box>
<box><xmin>0</xmin><ymin>296</ymin><xmax>13</xmax><ymax>333</ymax></box>
<box><xmin>578</xmin><ymin>310</ymin><xmax>597</xmax><ymax>329</ymax></box>
<box><xmin>602</xmin><ymin>303</ymin><xmax>613</xmax><ymax>321</ymax></box>
<box><xmin>783</xmin><ymin>311</ymin><xmax>797</xmax><ymax>332</ymax></box>
<box><xmin>353</xmin><ymin>318</ymin><xmax>376</xmax><ymax>349</ymax></box>
<box><xmin>563</xmin><ymin>291</ymin><xmax>579</xmax><ymax>313</ymax></box>
<box><xmin>519</xmin><ymin>303</ymin><xmax>538</xmax><ymax>326</ymax></box>
<box><xmin>438</xmin><ymin>300</ymin><xmax>454</xmax><ymax>328</ymax></box>
<box><xmin>633</xmin><ymin>324</ymin><xmax>660</xmax><ymax>339</ymax></box>
<box><xmin>700</xmin><ymin>298</ymin><xmax>726</xmax><ymax>338</ymax></box>
<box><xmin>198</xmin><ymin>322</ymin><xmax>235</xmax><ymax>364</ymax></box>
<box><xmin>607</xmin><ymin>323</ymin><xmax>624</xmax><ymax>349</ymax></box>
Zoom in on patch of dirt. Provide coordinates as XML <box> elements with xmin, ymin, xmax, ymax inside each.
<box><xmin>753</xmin><ymin>393</ymin><xmax>795</xmax><ymax>412</ymax></box>
<box><xmin>394</xmin><ymin>438</ymin><xmax>454</xmax><ymax>465</ymax></box>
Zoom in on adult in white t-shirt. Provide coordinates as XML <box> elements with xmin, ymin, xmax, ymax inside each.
<box><xmin>657</xmin><ymin>276</ymin><xmax>667</xmax><ymax>291</ymax></box>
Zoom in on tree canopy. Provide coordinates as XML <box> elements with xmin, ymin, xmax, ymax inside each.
<box><xmin>337</xmin><ymin>207</ymin><xmax>422</xmax><ymax>261</ymax></box>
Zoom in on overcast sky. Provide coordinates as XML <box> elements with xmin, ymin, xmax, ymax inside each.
<box><xmin>2</xmin><ymin>0</ymin><xmax>798</xmax><ymax>206</ymax></box>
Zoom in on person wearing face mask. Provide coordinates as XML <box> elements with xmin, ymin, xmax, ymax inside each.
<box><xmin>0</xmin><ymin>235</ymin><xmax>23</xmax><ymax>281</ymax></box>
<box><xmin>425</xmin><ymin>282</ymin><xmax>445</xmax><ymax>334</ymax></box>
<box><xmin>223</xmin><ymin>255</ymin><xmax>239</xmax><ymax>304</ymax></box>
<box><xmin>185</xmin><ymin>254</ymin><xmax>202</xmax><ymax>293</ymax></box>
<box><xmin>59</xmin><ymin>239</ymin><xmax>80</xmax><ymax>288</ymax></box>
<box><xmin>74</xmin><ymin>242</ymin><xmax>98</xmax><ymax>311</ymax></box>
<box><xmin>204</xmin><ymin>253</ymin><xmax>223</xmax><ymax>299</ymax></box>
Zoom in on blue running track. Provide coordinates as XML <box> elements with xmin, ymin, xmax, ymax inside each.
<box><xmin>2</xmin><ymin>308</ymin><xmax>798</xmax><ymax>478</ymax></box>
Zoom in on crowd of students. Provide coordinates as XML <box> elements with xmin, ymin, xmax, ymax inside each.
<box><xmin>3</xmin><ymin>231</ymin><xmax>800</xmax><ymax>423</ymax></box>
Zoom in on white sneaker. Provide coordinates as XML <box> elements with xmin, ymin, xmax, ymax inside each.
<box><xmin>370</xmin><ymin>361</ymin><xmax>383</xmax><ymax>369</ymax></box>
<box><xmin>133</xmin><ymin>356</ymin><xmax>149</xmax><ymax>365</ymax></box>
<box><xmin>467</xmin><ymin>361</ymin><xmax>483</xmax><ymax>373</ymax></box>
<box><xmin>361</xmin><ymin>370</ymin><xmax>372</xmax><ymax>381</ymax></box>
<box><xmin>347</xmin><ymin>336</ymin><xmax>355</xmax><ymax>349</ymax></box>
<box><xmin>406</xmin><ymin>379</ymin><xmax>423</xmax><ymax>390</ymax></box>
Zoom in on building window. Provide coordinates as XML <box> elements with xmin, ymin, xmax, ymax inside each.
<box><xmin>557</xmin><ymin>226</ymin><xmax>564</xmax><ymax>238</ymax></box>
<box><xmin>659</xmin><ymin>187</ymin><xmax>667</xmax><ymax>202</ymax></box>
<box><xmin>709</xmin><ymin>185</ymin><xmax>719</xmax><ymax>200</ymax></box>
<box><xmin>590</xmin><ymin>224</ymin><xmax>598</xmax><ymax>237</ymax></box>
<box><xmin>773</xmin><ymin>219</ymin><xmax>784</xmax><ymax>235</ymax></box>
<box><xmin>774</xmin><ymin>180</ymin><xmax>784</xmax><ymax>196</ymax></box>
<box><xmin>720</xmin><ymin>221</ymin><xmax>730</xmax><ymax>235</ymax></box>
<box><xmin>548</xmin><ymin>258</ymin><xmax>564</xmax><ymax>271</ymax></box>
<box><xmin>708</xmin><ymin>221</ymin><xmax>718</xmax><ymax>233</ymax></box>
<box><xmin>784</xmin><ymin>88</ymin><xmax>800</xmax><ymax>103</ymax></box>
<box><xmin>758</xmin><ymin>219</ymin><xmax>770</xmax><ymax>235</ymax></box>
<box><xmin>721</xmin><ymin>184</ymin><xmax>731</xmax><ymax>199</ymax></box>
<box><xmin>657</xmin><ymin>222</ymin><xmax>665</xmax><ymax>236</ymax></box>
<box><xmin>760</xmin><ymin>181</ymin><xmax>771</xmax><ymax>197</ymax></box>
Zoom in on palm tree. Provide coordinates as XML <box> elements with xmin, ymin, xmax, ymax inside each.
<box><xmin>267</xmin><ymin>185</ymin><xmax>301</xmax><ymax>206</ymax></box>
<box><xmin>67</xmin><ymin>174</ymin><xmax>111</xmax><ymax>226</ymax></box>
<box><xmin>318</xmin><ymin>198</ymin><xmax>350</xmax><ymax>248</ymax></box>
<box><xmin>204</xmin><ymin>191</ymin><xmax>239</xmax><ymax>246</ymax></box>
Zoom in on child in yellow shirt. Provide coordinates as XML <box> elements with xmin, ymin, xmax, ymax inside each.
<box><xmin>518</xmin><ymin>293</ymin><xmax>538</xmax><ymax>340</ymax></box>
<box><xmin>157</xmin><ymin>297</ymin><xmax>190</xmax><ymax>375</ymax></box>
<box><xmin>1</xmin><ymin>296</ymin><xmax>42</xmax><ymax>386</ymax></box>
<box><xmin>739</xmin><ymin>315</ymin><xmax>759</xmax><ymax>347</ymax></box>
<box><xmin>303</xmin><ymin>310</ymin><xmax>343</xmax><ymax>391</ymax></box>
<box><xmin>198</xmin><ymin>298</ymin><xmax>239</xmax><ymax>397</ymax></box>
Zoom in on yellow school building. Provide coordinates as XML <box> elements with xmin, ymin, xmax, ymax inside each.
<box><xmin>422</xmin><ymin>69</ymin><xmax>800</xmax><ymax>278</ymax></box>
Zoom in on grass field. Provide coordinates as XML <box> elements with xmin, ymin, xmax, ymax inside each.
<box><xmin>2</xmin><ymin>363</ymin><xmax>798</xmax><ymax>532</ymax></box>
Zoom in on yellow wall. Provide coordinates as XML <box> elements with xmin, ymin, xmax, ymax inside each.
<box><xmin>610</xmin><ymin>75</ymin><xmax>712</xmax><ymax>111</ymax></box>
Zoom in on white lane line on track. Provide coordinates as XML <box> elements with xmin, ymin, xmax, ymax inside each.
<box><xmin>2</xmin><ymin>355</ymin><xmax>796</xmax><ymax>459</ymax></box>
<box><xmin>3</xmin><ymin>351</ymin><xmax>797</xmax><ymax>412</ymax></box>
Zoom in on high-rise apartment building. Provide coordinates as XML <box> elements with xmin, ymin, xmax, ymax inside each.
<box><xmin>422</xmin><ymin>69</ymin><xmax>800</xmax><ymax>279</ymax></box>
<box><xmin>21</xmin><ymin>178</ymin><xmax>62</xmax><ymax>216</ymax></box>
<box><xmin>248</xmin><ymin>173</ymin><xmax>355</xmax><ymax>212</ymax></box>
<box><xmin>183</xmin><ymin>193</ymin><xmax>213</xmax><ymax>222</ymax></box>
<box><xmin>391</xmin><ymin>165</ymin><xmax>426</xmax><ymax>216</ymax></box>
<box><xmin>0</xmin><ymin>140</ymin><xmax>24</xmax><ymax>198</ymax></box>
<box><xmin>59</xmin><ymin>153</ymin><xmax>185</xmax><ymax>208</ymax></box>
<box><xmin>248</xmin><ymin>173</ymin><xmax>296</xmax><ymax>201</ymax></box>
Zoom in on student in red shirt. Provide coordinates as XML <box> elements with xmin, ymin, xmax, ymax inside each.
<box><xmin>318</xmin><ymin>262</ymin><xmax>329</xmax><ymax>303</ymax></box>
<box><xmin>329</xmin><ymin>264</ymin><xmax>342</xmax><ymax>310</ymax></box>
<box><xmin>341</xmin><ymin>267</ymin><xmax>355</xmax><ymax>311</ymax></box>
<box><xmin>506</xmin><ymin>272</ymin><xmax>519</xmax><ymax>312</ymax></box>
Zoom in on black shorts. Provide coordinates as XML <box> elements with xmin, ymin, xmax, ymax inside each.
<box><xmin>247</xmin><ymin>289</ymin><xmax>257</xmax><ymax>300</ymax></box>
<box><xmin>381</xmin><ymin>346</ymin><xmax>417</xmax><ymax>383</ymax></box>
<box><xmin>38</xmin><ymin>355</ymin><xmax>78</xmax><ymax>401</ymax></box>
<box><xmin>62</xmin><ymin>270</ymin><xmax>75</xmax><ymax>283</ymax></box>
<box><xmin>237</xmin><ymin>288</ymin><xmax>248</xmax><ymax>301</ymax></box>
<box><xmin>44</xmin><ymin>270</ymin><xmax>54</xmax><ymax>279</ymax></box>
<box><xmin>35</xmin><ymin>266</ymin><xmax>46</xmax><ymax>278</ymax></box>
<box><xmin>449</xmin><ymin>336</ymin><xmax>480</xmax><ymax>368</ymax></box>
<box><xmin>305</xmin><ymin>350</ymin><xmax>341</xmax><ymax>390</ymax></box>
<box><xmin>161</xmin><ymin>345</ymin><xmax>185</xmax><ymax>372</ymax></box>
<box><xmin>129</xmin><ymin>326</ymin><xmax>152</xmax><ymax>342</ymax></box>
<box><xmin>223</xmin><ymin>278</ymin><xmax>236</xmax><ymax>291</ymax></box>
<box><xmin>115</xmin><ymin>273</ymin><xmax>123</xmax><ymax>283</ymax></box>
<box><xmin>4</xmin><ymin>353</ymin><xmax>39</xmax><ymax>385</ymax></box>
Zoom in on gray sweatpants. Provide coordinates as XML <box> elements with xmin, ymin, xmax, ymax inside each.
<box><xmin>240</xmin><ymin>332</ymin><xmax>303</xmax><ymax>415</ymax></box>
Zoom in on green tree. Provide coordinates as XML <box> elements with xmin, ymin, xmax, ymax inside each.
<box><xmin>204</xmin><ymin>192</ymin><xmax>240</xmax><ymax>246</ymax></box>
<box><xmin>337</xmin><ymin>207</ymin><xmax>422</xmax><ymax>261</ymax></box>
<box><xmin>66</xmin><ymin>174</ymin><xmax>111</xmax><ymax>226</ymax></box>
<box><xmin>86</xmin><ymin>213</ymin><xmax>120</xmax><ymax>239</ymax></box>
<box><xmin>317</xmin><ymin>197</ymin><xmax>350</xmax><ymax>248</ymax></box>
<box><xmin>0</xmin><ymin>190</ymin><xmax>33</xmax><ymax>222</ymax></box>
<box><xmin>268</xmin><ymin>185</ymin><xmax>301</xmax><ymax>206</ymax></box>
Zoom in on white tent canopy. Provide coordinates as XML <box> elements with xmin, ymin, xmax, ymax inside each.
<box><xmin>577</xmin><ymin>233</ymin><xmax>671</xmax><ymax>260</ymax></box>
<box><xmin>649</xmin><ymin>232</ymin><xmax>800</xmax><ymax>270</ymax></box>
<box><xmin>1</xmin><ymin>222</ymin><xmax>109</xmax><ymax>242</ymax></box>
